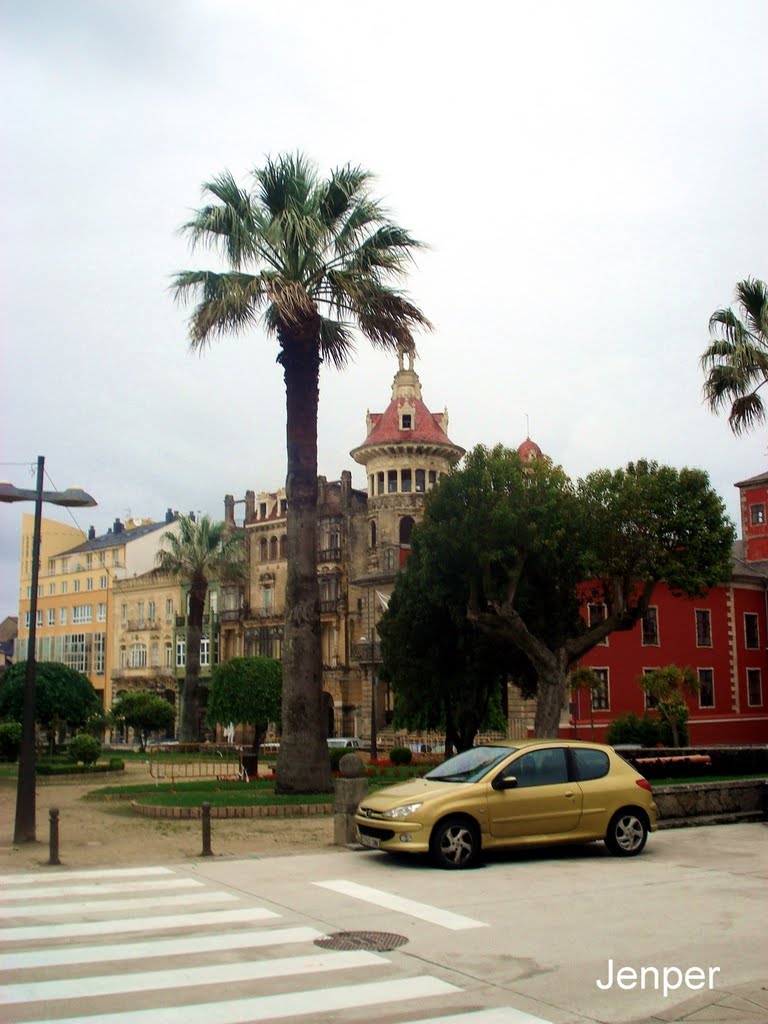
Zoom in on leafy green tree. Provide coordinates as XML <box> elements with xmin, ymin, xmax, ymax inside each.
<box><xmin>207</xmin><ymin>657</ymin><xmax>282</xmax><ymax>776</ymax></box>
<box><xmin>173</xmin><ymin>153</ymin><xmax>429</xmax><ymax>793</ymax></box>
<box><xmin>0</xmin><ymin>662</ymin><xmax>101</xmax><ymax>752</ymax></box>
<box><xmin>157</xmin><ymin>515</ymin><xmax>246</xmax><ymax>742</ymax></box>
<box><xmin>639</xmin><ymin>665</ymin><xmax>699</xmax><ymax>747</ymax></box>
<box><xmin>701</xmin><ymin>277</ymin><xmax>768</xmax><ymax>435</ymax></box>
<box><xmin>110</xmin><ymin>691</ymin><xmax>176</xmax><ymax>752</ymax></box>
<box><xmin>412</xmin><ymin>445</ymin><xmax>733</xmax><ymax>737</ymax></box>
<box><xmin>68</xmin><ymin>733</ymin><xmax>102</xmax><ymax>765</ymax></box>
<box><xmin>379</xmin><ymin>524</ymin><xmax>525</xmax><ymax>754</ymax></box>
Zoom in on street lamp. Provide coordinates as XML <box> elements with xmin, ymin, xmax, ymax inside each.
<box><xmin>0</xmin><ymin>456</ymin><xmax>96</xmax><ymax>843</ymax></box>
<box><xmin>359</xmin><ymin>584</ymin><xmax>379</xmax><ymax>761</ymax></box>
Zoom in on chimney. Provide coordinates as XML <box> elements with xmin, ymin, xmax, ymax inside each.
<box><xmin>88</xmin><ymin>526</ymin><xmax>96</xmax><ymax>541</ymax></box>
<box><xmin>317</xmin><ymin>475</ymin><xmax>327</xmax><ymax>507</ymax></box>
<box><xmin>245</xmin><ymin>490</ymin><xmax>255</xmax><ymax>523</ymax></box>
<box><xmin>165</xmin><ymin>507</ymin><xmax>174</xmax><ymax>524</ymax></box>
<box><xmin>341</xmin><ymin>470</ymin><xmax>352</xmax><ymax>508</ymax></box>
<box><xmin>224</xmin><ymin>495</ymin><xmax>235</xmax><ymax>526</ymax></box>
<box><xmin>113</xmin><ymin>518</ymin><xmax>123</xmax><ymax>535</ymax></box>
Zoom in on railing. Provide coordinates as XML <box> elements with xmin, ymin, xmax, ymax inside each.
<box><xmin>125</xmin><ymin>619</ymin><xmax>158</xmax><ymax>632</ymax></box>
<box><xmin>147</xmin><ymin>743</ymin><xmax>245</xmax><ymax>784</ymax></box>
<box><xmin>112</xmin><ymin>666</ymin><xmax>175</xmax><ymax>679</ymax></box>
<box><xmin>352</xmin><ymin>642</ymin><xmax>381</xmax><ymax>663</ymax></box>
<box><xmin>220</xmin><ymin>609</ymin><xmax>245</xmax><ymax>623</ymax></box>
<box><xmin>320</xmin><ymin>599</ymin><xmax>342</xmax><ymax>614</ymax></box>
<box><xmin>318</xmin><ymin>547</ymin><xmax>341</xmax><ymax>562</ymax></box>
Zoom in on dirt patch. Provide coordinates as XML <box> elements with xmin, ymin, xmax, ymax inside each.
<box><xmin>0</xmin><ymin>761</ymin><xmax>335</xmax><ymax>873</ymax></box>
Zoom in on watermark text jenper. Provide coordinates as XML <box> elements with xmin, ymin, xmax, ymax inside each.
<box><xmin>596</xmin><ymin>959</ymin><xmax>720</xmax><ymax>998</ymax></box>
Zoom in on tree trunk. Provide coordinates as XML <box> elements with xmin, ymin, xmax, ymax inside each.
<box><xmin>533</xmin><ymin>657</ymin><xmax>570</xmax><ymax>737</ymax></box>
<box><xmin>180</xmin><ymin>583</ymin><xmax>206</xmax><ymax>742</ymax></box>
<box><xmin>275</xmin><ymin>325</ymin><xmax>332</xmax><ymax>794</ymax></box>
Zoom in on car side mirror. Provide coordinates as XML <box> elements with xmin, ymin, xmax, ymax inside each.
<box><xmin>492</xmin><ymin>775</ymin><xmax>518</xmax><ymax>791</ymax></box>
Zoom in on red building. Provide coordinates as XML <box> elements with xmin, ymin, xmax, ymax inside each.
<box><xmin>573</xmin><ymin>470</ymin><xmax>768</xmax><ymax>745</ymax></box>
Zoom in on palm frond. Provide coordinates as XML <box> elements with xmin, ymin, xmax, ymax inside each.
<box><xmin>318</xmin><ymin>317</ymin><xmax>356</xmax><ymax>370</ymax></box>
<box><xmin>172</xmin><ymin>270</ymin><xmax>269</xmax><ymax>348</ymax></box>
<box><xmin>735</xmin><ymin>277</ymin><xmax>768</xmax><ymax>337</ymax></box>
<box><xmin>317</xmin><ymin>164</ymin><xmax>374</xmax><ymax>231</ymax></box>
<box><xmin>729</xmin><ymin>392</ymin><xmax>767</xmax><ymax>435</ymax></box>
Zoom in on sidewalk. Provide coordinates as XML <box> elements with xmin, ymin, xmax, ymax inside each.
<box><xmin>631</xmin><ymin>981</ymin><xmax>768</xmax><ymax>1023</ymax></box>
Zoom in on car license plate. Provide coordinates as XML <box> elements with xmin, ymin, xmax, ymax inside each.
<box><xmin>360</xmin><ymin>834</ymin><xmax>380</xmax><ymax>849</ymax></box>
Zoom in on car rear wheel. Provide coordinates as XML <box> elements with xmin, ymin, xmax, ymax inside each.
<box><xmin>605</xmin><ymin>809</ymin><xmax>648</xmax><ymax>856</ymax></box>
<box><xmin>430</xmin><ymin>817</ymin><xmax>480</xmax><ymax>869</ymax></box>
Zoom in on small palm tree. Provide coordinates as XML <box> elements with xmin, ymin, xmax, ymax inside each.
<box><xmin>701</xmin><ymin>277</ymin><xmax>768</xmax><ymax>435</ymax></box>
<box><xmin>173</xmin><ymin>153</ymin><xmax>429</xmax><ymax>792</ymax></box>
<box><xmin>157</xmin><ymin>515</ymin><xmax>247</xmax><ymax>741</ymax></box>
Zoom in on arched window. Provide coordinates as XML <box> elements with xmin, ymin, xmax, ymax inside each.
<box><xmin>399</xmin><ymin>516</ymin><xmax>415</xmax><ymax>545</ymax></box>
<box><xmin>415</xmin><ymin>469</ymin><xmax>426</xmax><ymax>492</ymax></box>
<box><xmin>269</xmin><ymin>536</ymin><xmax>278</xmax><ymax>560</ymax></box>
<box><xmin>369</xmin><ymin>520</ymin><xmax>377</xmax><ymax>549</ymax></box>
<box><xmin>279</xmin><ymin>534</ymin><xmax>287</xmax><ymax>559</ymax></box>
<box><xmin>259</xmin><ymin>537</ymin><xmax>268</xmax><ymax>561</ymax></box>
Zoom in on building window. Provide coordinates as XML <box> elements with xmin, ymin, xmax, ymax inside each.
<box><xmin>48</xmin><ymin>558</ymin><xmax>56</xmax><ymax>573</ymax></box>
<box><xmin>64</xmin><ymin>633</ymin><xmax>90</xmax><ymax>674</ymax></box>
<box><xmin>377</xmin><ymin>472</ymin><xmax>384</xmax><ymax>495</ymax></box>
<box><xmin>93</xmin><ymin>633</ymin><xmax>105</xmax><ymax>675</ymax></box>
<box><xmin>642</xmin><ymin>607</ymin><xmax>659</xmax><ymax>646</ymax></box>
<box><xmin>121</xmin><ymin>603</ymin><xmax>127</xmax><ymax>626</ymax></box>
<box><xmin>695</xmin><ymin>609</ymin><xmax>712</xmax><ymax>647</ymax></box>
<box><xmin>72</xmin><ymin>605</ymin><xmax>93</xmax><ymax>624</ymax></box>
<box><xmin>148</xmin><ymin>600</ymin><xmax>156</xmax><ymax>624</ymax></box>
<box><xmin>279</xmin><ymin>534</ymin><xmax>287</xmax><ymax>559</ymax></box>
<box><xmin>401</xmin><ymin>413</ymin><xmax>412</xmax><ymax>429</ymax></box>
<box><xmin>643</xmin><ymin>668</ymin><xmax>659</xmax><ymax>708</ymax></box>
<box><xmin>119</xmin><ymin>645</ymin><xmax>127</xmax><ymax>669</ymax></box>
<box><xmin>263</xmin><ymin>587</ymin><xmax>273</xmax><ymax>614</ymax></box>
<box><xmin>747</xmin><ymin>668</ymin><xmax>763</xmax><ymax>706</ymax></box>
<box><xmin>86</xmin><ymin>553</ymin><xmax>93</xmax><ymax>569</ymax></box>
<box><xmin>260</xmin><ymin>538</ymin><xmax>268</xmax><ymax>561</ymax></box>
<box><xmin>280</xmin><ymin>499</ymin><xmax>287</xmax><ymax>515</ymax></box>
<box><xmin>100</xmin><ymin>575</ymin><xmax>107</xmax><ymax>589</ymax></box>
<box><xmin>744</xmin><ymin>613</ymin><xmax>759</xmax><ymax>649</ymax></box>
<box><xmin>86</xmin><ymin>577</ymin><xmax>93</xmax><ymax>591</ymax></box>
<box><xmin>112</xmin><ymin>550</ymin><xmax>119</xmax><ymax>565</ymax></box>
<box><xmin>698</xmin><ymin>668</ymin><xmax>715</xmax><ymax>708</ymax></box>
<box><xmin>24</xmin><ymin>611</ymin><xmax>30</xmax><ymax>628</ymax></box>
<box><xmin>369</xmin><ymin>520</ymin><xmax>377</xmax><ymax>549</ymax></box>
<box><xmin>36</xmin><ymin>610</ymin><xmax>43</xmax><ymax>628</ymax></box>
<box><xmin>399</xmin><ymin>516</ymin><xmax>415</xmax><ymax>546</ymax></box>
<box><xmin>48</xmin><ymin>583</ymin><xmax>55</xmax><ymax>595</ymax></box>
<box><xmin>73</xmin><ymin>579</ymin><xmax>81</xmax><ymax>593</ymax></box>
<box><xmin>591</xmin><ymin>668</ymin><xmax>610</xmax><ymax>710</ymax></box>
<box><xmin>269</xmin><ymin>536</ymin><xmax>278</xmax><ymax>560</ymax></box>
<box><xmin>59</xmin><ymin>607</ymin><xmax>67</xmax><ymax>625</ymax></box>
<box><xmin>165</xmin><ymin>642</ymin><xmax>173</xmax><ymax>668</ymax></box>
<box><xmin>428</xmin><ymin>470</ymin><xmax>437</xmax><ymax>489</ymax></box>
<box><xmin>387</xmin><ymin>470</ymin><xmax>398</xmax><ymax>493</ymax></box>
<box><xmin>260</xmin><ymin>502</ymin><xmax>267</xmax><ymax>518</ymax></box>
<box><xmin>97</xmin><ymin>603</ymin><xmax>107</xmax><ymax>622</ymax></box>
<box><xmin>61</xmin><ymin>581</ymin><xmax>68</xmax><ymax>594</ymax></box>
<box><xmin>383</xmin><ymin>547</ymin><xmax>396</xmax><ymax>571</ymax></box>
<box><xmin>415</xmin><ymin>469</ymin><xmax>426</xmax><ymax>492</ymax></box>
<box><xmin>137</xmin><ymin>601</ymin><xmax>145</xmax><ymax>625</ymax></box>
<box><xmin>200</xmin><ymin>634</ymin><xmax>210</xmax><ymax>666</ymax></box>
<box><xmin>176</xmin><ymin>636</ymin><xmax>186</xmax><ymax>668</ymax></box>
<box><xmin>401</xmin><ymin>469</ymin><xmax>412</xmax><ymax>493</ymax></box>
<box><xmin>47</xmin><ymin>609</ymin><xmax>55</xmax><ymax>627</ymax></box>
<box><xmin>99</xmin><ymin>552</ymin><xmax>105</xmax><ymax>566</ymax></box>
<box><xmin>166</xmin><ymin>598</ymin><xmax>174</xmax><ymax>622</ymax></box>
<box><xmin>587</xmin><ymin>603</ymin><xmax>608</xmax><ymax>645</ymax></box>
<box><xmin>61</xmin><ymin>558</ymin><xmax>68</xmax><ymax>573</ymax></box>
<box><xmin>750</xmin><ymin>504</ymin><xmax>765</xmax><ymax>525</ymax></box>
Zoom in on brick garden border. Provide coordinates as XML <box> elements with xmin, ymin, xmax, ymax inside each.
<box><xmin>132</xmin><ymin>800</ymin><xmax>333</xmax><ymax>820</ymax></box>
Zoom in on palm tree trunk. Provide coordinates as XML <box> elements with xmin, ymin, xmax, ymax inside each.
<box><xmin>181</xmin><ymin>583</ymin><xmax>206</xmax><ymax>742</ymax></box>
<box><xmin>275</xmin><ymin>325</ymin><xmax>332</xmax><ymax>793</ymax></box>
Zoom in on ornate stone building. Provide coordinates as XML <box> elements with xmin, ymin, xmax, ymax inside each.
<box><xmin>220</xmin><ymin>352</ymin><xmax>464</xmax><ymax>740</ymax></box>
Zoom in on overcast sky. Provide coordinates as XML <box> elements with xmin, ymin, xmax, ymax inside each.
<box><xmin>2</xmin><ymin>0</ymin><xmax>766</xmax><ymax>618</ymax></box>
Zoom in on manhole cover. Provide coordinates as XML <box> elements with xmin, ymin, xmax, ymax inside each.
<box><xmin>315</xmin><ymin>931</ymin><xmax>409</xmax><ymax>952</ymax></box>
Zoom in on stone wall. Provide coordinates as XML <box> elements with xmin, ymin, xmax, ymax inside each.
<box><xmin>654</xmin><ymin>779</ymin><xmax>766</xmax><ymax>828</ymax></box>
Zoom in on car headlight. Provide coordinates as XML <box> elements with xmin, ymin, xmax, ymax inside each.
<box><xmin>381</xmin><ymin>802</ymin><xmax>423</xmax><ymax>820</ymax></box>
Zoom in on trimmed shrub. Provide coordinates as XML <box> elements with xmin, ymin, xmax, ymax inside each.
<box><xmin>606</xmin><ymin>712</ymin><xmax>661</xmax><ymax>747</ymax></box>
<box><xmin>390</xmin><ymin>746</ymin><xmax>413</xmax><ymax>766</ymax></box>
<box><xmin>68</xmin><ymin>733</ymin><xmax>101</xmax><ymax>766</ymax></box>
<box><xmin>0</xmin><ymin>721</ymin><xmax>22</xmax><ymax>761</ymax></box>
<box><xmin>109</xmin><ymin>757</ymin><xmax>125</xmax><ymax>770</ymax></box>
<box><xmin>329</xmin><ymin>747</ymin><xmax>347</xmax><ymax>771</ymax></box>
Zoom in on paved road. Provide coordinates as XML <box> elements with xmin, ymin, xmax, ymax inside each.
<box><xmin>1</xmin><ymin>823</ymin><xmax>766</xmax><ymax>1024</ymax></box>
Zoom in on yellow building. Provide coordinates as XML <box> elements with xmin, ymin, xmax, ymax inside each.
<box><xmin>16</xmin><ymin>511</ymin><xmax>179</xmax><ymax>710</ymax></box>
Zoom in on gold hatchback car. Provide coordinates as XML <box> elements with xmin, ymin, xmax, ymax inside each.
<box><xmin>355</xmin><ymin>740</ymin><xmax>657</xmax><ymax>869</ymax></box>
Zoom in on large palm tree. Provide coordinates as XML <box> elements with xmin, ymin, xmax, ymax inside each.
<box><xmin>173</xmin><ymin>153</ymin><xmax>429</xmax><ymax>792</ymax></box>
<box><xmin>701</xmin><ymin>277</ymin><xmax>768</xmax><ymax>435</ymax></box>
<box><xmin>157</xmin><ymin>515</ymin><xmax>247</xmax><ymax>742</ymax></box>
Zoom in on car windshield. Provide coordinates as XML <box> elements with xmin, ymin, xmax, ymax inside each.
<box><xmin>425</xmin><ymin>745</ymin><xmax>515</xmax><ymax>783</ymax></box>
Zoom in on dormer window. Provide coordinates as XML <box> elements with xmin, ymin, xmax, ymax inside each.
<box><xmin>401</xmin><ymin>413</ymin><xmax>412</xmax><ymax>430</ymax></box>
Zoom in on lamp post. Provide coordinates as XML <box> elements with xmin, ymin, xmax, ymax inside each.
<box><xmin>358</xmin><ymin>585</ymin><xmax>378</xmax><ymax>761</ymax></box>
<box><xmin>0</xmin><ymin>457</ymin><xmax>96</xmax><ymax>843</ymax></box>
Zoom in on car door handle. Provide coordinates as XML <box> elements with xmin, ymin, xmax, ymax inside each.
<box><xmin>564</xmin><ymin>791</ymin><xmax>575</xmax><ymax>798</ymax></box>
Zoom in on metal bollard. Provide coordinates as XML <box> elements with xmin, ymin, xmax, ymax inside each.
<box><xmin>48</xmin><ymin>807</ymin><xmax>61</xmax><ymax>865</ymax></box>
<box><xmin>201</xmin><ymin>801</ymin><xmax>212</xmax><ymax>856</ymax></box>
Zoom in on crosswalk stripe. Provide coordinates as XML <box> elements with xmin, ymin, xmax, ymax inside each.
<box><xmin>2</xmin><ymin>906</ymin><xmax>278</xmax><ymax>943</ymax></box>
<box><xmin>2</xmin><ymin>950</ymin><xmax>388</xmax><ymax>1004</ymax></box>
<box><xmin>313</xmin><ymin>879</ymin><xmax>487</xmax><ymax>930</ymax></box>
<box><xmin>0</xmin><ymin>926</ymin><xmax>324</xmax><ymax>970</ymax></box>
<box><xmin>0</xmin><ymin>891</ymin><xmax>238</xmax><ymax>919</ymax></box>
<box><xmin>18</xmin><ymin>976</ymin><xmax>460</xmax><ymax>1024</ymax></box>
<box><xmin>406</xmin><ymin>1008</ymin><xmax>555</xmax><ymax>1023</ymax></box>
<box><xmin>0</xmin><ymin>867</ymin><xmax>174</xmax><ymax>885</ymax></box>
<box><xmin>0</xmin><ymin>878</ymin><xmax>203</xmax><ymax>902</ymax></box>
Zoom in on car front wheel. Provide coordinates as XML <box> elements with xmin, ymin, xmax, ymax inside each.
<box><xmin>430</xmin><ymin>817</ymin><xmax>480</xmax><ymax>869</ymax></box>
<box><xmin>605</xmin><ymin>809</ymin><xmax>648</xmax><ymax>856</ymax></box>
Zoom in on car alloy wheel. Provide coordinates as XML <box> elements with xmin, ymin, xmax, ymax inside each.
<box><xmin>605</xmin><ymin>810</ymin><xmax>648</xmax><ymax>856</ymax></box>
<box><xmin>431</xmin><ymin>817</ymin><xmax>479</xmax><ymax>869</ymax></box>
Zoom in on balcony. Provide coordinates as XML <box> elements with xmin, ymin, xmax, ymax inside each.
<box><xmin>320</xmin><ymin>598</ymin><xmax>342</xmax><ymax>615</ymax></box>
<box><xmin>125</xmin><ymin>619</ymin><xmax>158</xmax><ymax>632</ymax></box>
<box><xmin>112</xmin><ymin>666</ymin><xmax>175</xmax><ymax>680</ymax></box>
<box><xmin>221</xmin><ymin>608</ymin><xmax>245</xmax><ymax>624</ymax></box>
<box><xmin>352</xmin><ymin>641</ymin><xmax>382</xmax><ymax>663</ymax></box>
<box><xmin>318</xmin><ymin>547</ymin><xmax>341</xmax><ymax>563</ymax></box>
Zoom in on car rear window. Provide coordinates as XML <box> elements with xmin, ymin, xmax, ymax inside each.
<box><xmin>573</xmin><ymin>748</ymin><xmax>610</xmax><ymax>781</ymax></box>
